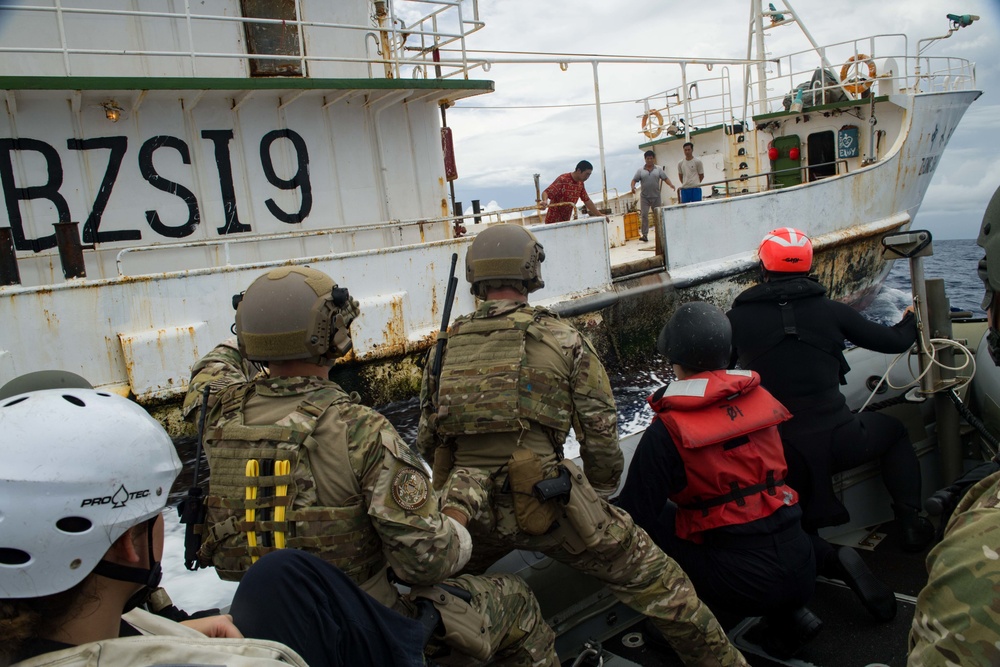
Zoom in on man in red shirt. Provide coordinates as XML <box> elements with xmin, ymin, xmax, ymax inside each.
<box><xmin>541</xmin><ymin>160</ymin><xmax>605</xmax><ymax>224</ymax></box>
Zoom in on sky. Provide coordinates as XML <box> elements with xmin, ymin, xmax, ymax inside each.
<box><xmin>434</xmin><ymin>0</ymin><xmax>1000</xmax><ymax>239</ymax></box>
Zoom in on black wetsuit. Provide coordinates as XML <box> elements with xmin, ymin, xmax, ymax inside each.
<box><xmin>618</xmin><ymin>392</ymin><xmax>815</xmax><ymax>628</ymax></box>
<box><xmin>726</xmin><ymin>275</ymin><xmax>919</xmax><ymax>534</ymax></box>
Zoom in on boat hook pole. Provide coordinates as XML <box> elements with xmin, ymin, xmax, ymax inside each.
<box><xmin>882</xmin><ymin>230</ymin><xmax>963</xmax><ymax>482</ymax></box>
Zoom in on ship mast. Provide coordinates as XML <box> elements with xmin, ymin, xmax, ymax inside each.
<box><xmin>745</xmin><ymin>0</ymin><xmax>846</xmax><ymax>117</ymax></box>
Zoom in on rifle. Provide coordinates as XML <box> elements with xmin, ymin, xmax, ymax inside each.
<box><xmin>177</xmin><ymin>385</ymin><xmax>211</xmax><ymax>570</ymax></box>
<box><xmin>429</xmin><ymin>253</ymin><xmax>459</xmax><ymax>488</ymax></box>
<box><xmin>432</xmin><ymin>253</ymin><xmax>460</xmax><ymax>381</ymax></box>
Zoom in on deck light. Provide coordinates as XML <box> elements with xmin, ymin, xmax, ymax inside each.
<box><xmin>102</xmin><ymin>101</ymin><xmax>123</xmax><ymax>122</ymax></box>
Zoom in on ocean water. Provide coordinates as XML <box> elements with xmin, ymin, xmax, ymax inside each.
<box><xmin>160</xmin><ymin>239</ymin><xmax>985</xmax><ymax>611</ymax></box>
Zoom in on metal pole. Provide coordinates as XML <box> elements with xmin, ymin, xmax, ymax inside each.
<box><xmin>0</xmin><ymin>227</ymin><xmax>21</xmax><ymax>285</ymax></box>
<box><xmin>54</xmin><ymin>221</ymin><xmax>86</xmax><ymax>279</ymax></box>
<box><xmin>926</xmin><ymin>278</ymin><xmax>962</xmax><ymax>483</ymax></box>
<box><xmin>591</xmin><ymin>61</ymin><xmax>608</xmax><ymax>211</ymax></box>
<box><xmin>472</xmin><ymin>199</ymin><xmax>482</xmax><ymax>224</ymax></box>
<box><xmin>680</xmin><ymin>63</ymin><xmax>691</xmax><ymax>143</ymax></box>
<box><xmin>743</xmin><ymin>0</ymin><xmax>756</xmax><ymax>123</ymax></box>
<box><xmin>910</xmin><ymin>255</ymin><xmax>934</xmax><ymax>395</ymax></box>
<box><xmin>780</xmin><ymin>0</ymin><xmax>854</xmax><ymax>101</ymax></box>
<box><xmin>753</xmin><ymin>1</ymin><xmax>768</xmax><ymax>115</ymax></box>
<box><xmin>534</xmin><ymin>173</ymin><xmax>543</xmax><ymax>220</ymax></box>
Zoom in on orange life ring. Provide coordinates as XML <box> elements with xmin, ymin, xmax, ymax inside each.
<box><xmin>840</xmin><ymin>54</ymin><xmax>877</xmax><ymax>95</ymax></box>
<box><xmin>642</xmin><ymin>110</ymin><xmax>664</xmax><ymax>139</ymax></box>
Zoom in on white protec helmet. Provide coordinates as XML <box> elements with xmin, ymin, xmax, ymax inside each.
<box><xmin>0</xmin><ymin>389</ymin><xmax>181</xmax><ymax>599</ymax></box>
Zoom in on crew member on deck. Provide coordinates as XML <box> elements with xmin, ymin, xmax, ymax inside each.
<box><xmin>541</xmin><ymin>160</ymin><xmax>606</xmax><ymax>224</ymax></box>
<box><xmin>727</xmin><ymin>227</ymin><xmax>933</xmax><ymax>623</ymax></box>
<box><xmin>618</xmin><ymin>301</ymin><xmax>820</xmax><ymax>658</ymax></box>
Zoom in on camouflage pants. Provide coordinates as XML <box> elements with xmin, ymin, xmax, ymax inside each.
<box><xmin>445</xmin><ymin>467</ymin><xmax>747</xmax><ymax>667</ymax></box>
<box><xmin>399</xmin><ymin>571</ymin><xmax>557</xmax><ymax>666</ymax></box>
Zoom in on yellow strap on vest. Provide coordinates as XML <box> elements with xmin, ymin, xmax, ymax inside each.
<box><xmin>245</xmin><ymin>459</ymin><xmax>259</xmax><ymax>563</ymax></box>
<box><xmin>274</xmin><ymin>459</ymin><xmax>291</xmax><ymax>549</ymax></box>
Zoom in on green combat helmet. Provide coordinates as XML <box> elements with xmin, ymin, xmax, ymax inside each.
<box><xmin>976</xmin><ymin>184</ymin><xmax>1000</xmax><ymax>364</ymax></box>
<box><xmin>235</xmin><ymin>266</ymin><xmax>360</xmax><ymax>364</ymax></box>
<box><xmin>466</xmin><ymin>224</ymin><xmax>546</xmax><ymax>299</ymax></box>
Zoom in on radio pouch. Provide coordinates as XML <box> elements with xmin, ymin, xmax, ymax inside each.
<box><xmin>508</xmin><ymin>449</ymin><xmax>558</xmax><ymax>535</ymax></box>
<box><xmin>560</xmin><ymin>458</ymin><xmax>609</xmax><ymax>549</ymax></box>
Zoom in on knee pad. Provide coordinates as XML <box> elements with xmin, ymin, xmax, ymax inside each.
<box><xmin>410</xmin><ymin>584</ymin><xmax>491</xmax><ymax>663</ymax></box>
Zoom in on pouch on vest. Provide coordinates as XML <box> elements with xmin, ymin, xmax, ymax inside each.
<box><xmin>508</xmin><ymin>449</ymin><xmax>558</xmax><ymax>535</ymax></box>
<box><xmin>560</xmin><ymin>459</ymin><xmax>609</xmax><ymax>549</ymax></box>
<box><xmin>432</xmin><ymin>444</ymin><xmax>455</xmax><ymax>492</ymax></box>
<box><xmin>410</xmin><ymin>585</ymin><xmax>491</xmax><ymax>663</ymax></box>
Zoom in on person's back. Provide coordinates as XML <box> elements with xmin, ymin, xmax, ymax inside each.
<box><xmin>728</xmin><ymin>228</ymin><xmax>931</xmax><ymax>625</ymax></box>
<box><xmin>728</xmin><ymin>272</ymin><xmax>913</xmax><ymax>413</ymax></box>
<box><xmin>619</xmin><ymin>302</ymin><xmax>819</xmax><ymax>657</ymax></box>
<box><xmin>189</xmin><ymin>265</ymin><xmax>557</xmax><ymax>666</ymax></box>
<box><xmin>202</xmin><ymin>373</ymin><xmax>455</xmax><ymax>605</ymax></box>
<box><xmin>418</xmin><ymin>225</ymin><xmax>748</xmax><ymax>667</ymax></box>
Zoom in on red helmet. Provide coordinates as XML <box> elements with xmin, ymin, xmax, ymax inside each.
<box><xmin>758</xmin><ymin>227</ymin><xmax>813</xmax><ymax>272</ymax></box>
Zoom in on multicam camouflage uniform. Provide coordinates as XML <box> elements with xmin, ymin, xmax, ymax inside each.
<box><xmin>185</xmin><ymin>342</ymin><xmax>557</xmax><ymax>667</ymax></box>
<box><xmin>418</xmin><ymin>300</ymin><xmax>747</xmax><ymax>667</ymax></box>
<box><xmin>908</xmin><ymin>469</ymin><xmax>1000</xmax><ymax>666</ymax></box>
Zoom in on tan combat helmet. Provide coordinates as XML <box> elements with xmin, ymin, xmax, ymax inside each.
<box><xmin>235</xmin><ymin>266</ymin><xmax>360</xmax><ymax>364</ymax></box>
<box><xmin>465</xmin><ymin>224</ymin><xmax>546</xmax><ymax>299</ymax></box>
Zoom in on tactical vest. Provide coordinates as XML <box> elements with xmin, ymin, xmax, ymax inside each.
<box><xmin>435</xmin><ymin>308</ymin><xmax>574</xmax><ymax>442</ymax></box>
<box><xmin>200</xmin><ymin>382</ymin><xmax>384</xmax><ymax>584</ymax></box>
<box><xmin>653</xmin><ymin>371</ymin><xmax>796</xmax><ymax>542</ymax></box>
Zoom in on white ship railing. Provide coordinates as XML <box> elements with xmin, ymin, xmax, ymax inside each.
<box><xmin>634</xmin><ymin>33</ymin><xmax>977</xmax><ymax>136</ymax></box>
<box><xmin>0</xmin><ymin>0</ymin><xmax>484</xmax><ymax>80</ymax></box>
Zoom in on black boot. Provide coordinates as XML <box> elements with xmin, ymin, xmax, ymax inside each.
<box><xmin>895</xmin><ymin>504</ymin><xmax>935</xmax><ymax>552</ymax></box>
<box><xmin>753</xmin><ymin>607</ymin><xmax>823</xmax><ymax>659</ymax></box>
<box><xmin>825</xmin><ymin>547</ymin><xmax>897</xmax><ymax>622</ymax></box>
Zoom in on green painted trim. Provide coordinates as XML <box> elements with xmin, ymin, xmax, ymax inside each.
<box><xmin>0</xmin><ymin>75</ymin><xmax>494</xmax><ymax>93</ymax></box>
<box><xmin>752</xmin><ymin>94</ymin><xmax>889</xmax><ymax>121</ymax></box>
<box><xmin>639</xmin><ymin>123</ymin><xmax>725</xmax><ymax>149</ymax></box>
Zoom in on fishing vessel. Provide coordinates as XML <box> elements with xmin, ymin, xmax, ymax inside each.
<box><xmin>0</xmin><ymin>1</ymin><xmax>981</xmax><ymax>428</ymax></box>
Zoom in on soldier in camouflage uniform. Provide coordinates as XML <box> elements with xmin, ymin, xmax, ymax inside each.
<box><xmin>907</xmin><ymin>184</ymin><xmax>1000</xmax><ymax>666</ymax></box>
<box><xmin>417</xmin><ymin>224</ymin><xmax>748</xmax><ymax>666</ymax></box>
<box><xmin>908</xmin><ymin>470</ymin><xmax>1000</xmax><ymax>666</ymax></box>
<box><xmin>185</xmin><ymin>266</ymin><xmax>557</xmax><ymax>667</ymax></box>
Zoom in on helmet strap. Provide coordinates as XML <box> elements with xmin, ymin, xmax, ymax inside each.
<box><xmin>92</xmin><ymin>517</ymin><xmax>163</xmax><ymax>612</ymax></box>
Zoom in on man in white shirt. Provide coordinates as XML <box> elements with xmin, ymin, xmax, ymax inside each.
<box><xmin>677</xmin><ymin>142</ymin><xmax>705</xmax><ymax>203</ymax></box>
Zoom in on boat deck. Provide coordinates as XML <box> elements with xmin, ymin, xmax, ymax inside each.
<box><xmin>570</xmin><ymin>518</ymin><xmax>926</xmax><ymax>666</ymax></box>
<box><xmin>607</xmin><ymin>226</ymin><xmax>666</xmax><ymax>280</ymax></box>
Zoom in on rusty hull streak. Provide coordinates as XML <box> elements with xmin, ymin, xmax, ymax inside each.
<box><xmin>380</xmin><ymin>295</ymin><xmax>409</xmax><ymax>357</ymax></box>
